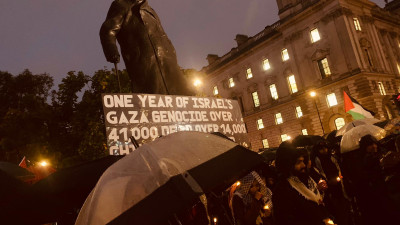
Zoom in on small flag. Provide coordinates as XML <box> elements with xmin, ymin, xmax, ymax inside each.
<box><xmin>19</xmin><ymin>156</ymin><xmax>27</xmax><ymax>168</ymax></box>
<box><xmin>343</xmin><ymin>91</ymin><xmax>375</xmax><ymax>120</ymax></box>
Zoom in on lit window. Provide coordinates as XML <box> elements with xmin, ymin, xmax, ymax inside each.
<box><xmin>257</xmin><ymin>119</ymin><xmax>264</xmax><ymax>130</ymax></box>
<box><xmin>335</xmin><ymin>118</ymin><xmax>345</xmax><ymax>130</ymax></box>
<box><xmin>228</xmin><ymin>78</ymin><xmax>235</xmax><ymax>88</ymax></box>
<box><xmin>262</xmin><ymin>139</ymin><xmax>269</xmax><ymax>148</ymax></box>
<box><xmin>326</xmin><ymin>93</ymin><xmax>338</xmax><ymax>107</ymax></box>
<box><xmin>302</xmin><ymin>129</ymin><xmax>308</xmax><ymax>135</ymax></box>
<box><xmin>354</xmin><ymin>18</ymin><xmax>361</xmax><ymax>31</ymax></box>
<box><xmin>377</xmin><ymin>82</ymin><xmax>386</xmax><ymax>95</ymax></box>
<box><xmin>275</xmin><ymin>113</ymin><xmax>283</xmax><ymax>125</ymax></box>
<box><xmin>281</xmin><ymin>134</ymin><xmax>290</xmax><ymax>142</ymax></box>
<box><xmin>246</xmin><ymin>68</ymin><xmax>253</xmax><ymax>79</ymax></box>
<box><xmin>397</xmin><ymin>63</ymin><xmax>400</xmax><ymax>74</ymax></box>
<box><xmin>263</xmin><ymin>59</ymin><xmax>271</xmax><ymax>71</ymax></box>
<box><xmin>252</xmin><ymin>91</ymin><xmax>260</xmax><ymax>107</ymax></box>
<box><xmin>318</xmin><ymin>58</ymin><xmax>331</xmax><ymax>78</ymax></box>
<box><xmin>295</xmin><ymin>106</ymin><xmax>303</xmax><ymax>118</ymax></box>
<box><xmin>287</xmin><ymin>75</ymin><xmax>298</xmax><ymax>93</ymax></box>
<box><xmin>270</xmin><ymin>84</ymin><xmax>279</xmax><ymax>100</ymax></box>
<box><xmin>213</xmin><ymin>86</ymin><xmax>218</xmax><ymax>95</ymax></box>
<box><xmin>310</xmin><ymin>28</ymin><xmax>321</xmax><ymax>43</ymax></box>
<box><xmin>282</xmin><ymin>48</ymin><xmax>289</xmax><ymax>61</ymax></box>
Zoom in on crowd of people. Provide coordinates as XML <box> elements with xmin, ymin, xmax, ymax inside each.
<box><xmin>225</xmin><ymin>134</ymin><xmax>399</xmax><ymax>225</ymax></box>
<box><xmin>171</xmin><ymin>133</ymin><xmax>400</xmax><ymax>225</ymax></box>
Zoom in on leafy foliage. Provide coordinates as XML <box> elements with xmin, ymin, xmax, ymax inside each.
<box><xmin>0</xmin><ymin>68</ymin><xmax>131</xmax><ymax>167</ymax></box>
<box><xmin>0</xmin><ymin>70</ymin><xmax>53</xmax><ymax>163</ymax></box>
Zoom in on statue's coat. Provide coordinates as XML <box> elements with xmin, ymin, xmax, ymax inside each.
<box><xmin>100</xmin><ymin>0</ymin><xmax>192</xmax><ymax>95</ymax></box>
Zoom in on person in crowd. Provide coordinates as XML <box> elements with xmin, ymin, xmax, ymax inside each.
<box><xmin>382</xmin><ymin>136</ymin><xmax>400</xmax><ymax>211</ymax></box>
<box><xmin>354</xmin><ymin>135</ymin><xmax>396</xmax><ymax>225</ymax></box>
<box><xmin>230</xmin><ymin>171</ymin><xmax>271</xmax><ymax>225</ymax></box>
<box><xmin>273</xmin><ymin>142</ymin><xmax>335</xmax><ymax>225</ymax></box>
<box><xmin>311</xmin><ymin>141</ymin><xmax>350</xmax><ymax>225</ymax></box>
<box><xmin>255</xmin><ymin>163</ymin><xmax>278</xmax><ymax>191</ymax></box>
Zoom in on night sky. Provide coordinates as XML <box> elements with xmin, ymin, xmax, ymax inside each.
<box><xmin>0</xmin><ymin>0</ymin><xmax>387</xmax><ymax>85</ymax></box>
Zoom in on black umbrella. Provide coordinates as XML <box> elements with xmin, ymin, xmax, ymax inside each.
<box><xmin>0</xmin><ymin>169</ymin><xmax>31</xmax><ymax>207</ymax></box>
<box><xmin>0</xmin><ymin>170</ymin><xmax>33</xmax><ymax>225</ymax></box>
<box><xmin>292</xmin><ymin>135</ymin><xmax>324</xmax><ymax>147</ymax></box>
<box><xmin>374</xmin><ymin>119</ymin><xmax>389</xmax><ymax>129</ymax></box>
<box><xmin>75</xmin><ymin>131</ymin><xmax>265</xmax><ymax>225</ymax></box>
<box><xmin>0</xmin><ymin>161</ymin><xmax>34</xmax><ymax>179</ymax></box>
<box><xmin>3</xmin><ymin>155</ymin><xmax>123</xmax><ymax>225</ymax></box>
<box><xmin>259</xmin><ymin>148</ymin><xmax>277</xmax><ymax>163</ymax></box>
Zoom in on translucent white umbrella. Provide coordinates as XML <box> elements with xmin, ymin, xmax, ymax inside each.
<box><xmin>340</xmin><ymin>124</ymin><xmax>386</xmax><ymax>153</ymax></box>
<box><xmin>336</xmin><ymin>118</ymin><xmax>380</xmax><ymax>137</ymax></box>
<box><xmin>75</xmin><ymin>131</ymin><xmax>264</xmax><ymax>225</ymax></box>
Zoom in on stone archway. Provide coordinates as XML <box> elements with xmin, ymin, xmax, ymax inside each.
<box><xmin>328</xmin><ymin>113</ymin><xmax>351</xmax><ymax>131</ymax></box>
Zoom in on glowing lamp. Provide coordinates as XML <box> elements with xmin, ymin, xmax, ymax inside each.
<box><xmin>193</xmin><ymin>79</ymin><xmax>202</xmax><ymax>87</ymax></box>
<box><xmin>310</xmin><ymin>91</ymin><xmax>316</xmax><ymax>97</ymax></box>
<box><xmin>39</xmin><ymin>161</ymin><xmax>48</xmax><ymax>167</ymax></box>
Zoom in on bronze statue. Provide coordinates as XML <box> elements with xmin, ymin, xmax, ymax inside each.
<box><xmin>100</xmin><ymin>0</ymin><xmax>193</xmax><ymax>95</ymax></box>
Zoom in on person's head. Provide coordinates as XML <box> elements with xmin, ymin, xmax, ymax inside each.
<box><xmin>249</xmin><ymin>180</ymin><xmax>261</xmax><ymax>195</ymax></box>
<box><xmin>291</xmin><ymin>149</ymin><xmax>309</xmax><ymax>179</ymax></box>
<box><xmin>276</xmin><ymin>142</ymin><xmax>309</xmax><ymax>177</ymax></box>
<box><xmin>313</xmin><ymin>141</ymin><xmax>329</xmax><ymax>156</ymax></box>
<box><xmin>293</xmin><ymin>156</ymin><xmax>307</xmax><ymax>174</ymax></box>
<box><xmin>359</xmin><ymin>135</ymin><xmax>378</xmax><ymax>154</ymax></box>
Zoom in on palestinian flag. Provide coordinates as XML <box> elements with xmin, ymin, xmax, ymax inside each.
<box><xmin>343</xmin><ymin>91</ymin><xmax>375</xmax><ymax>120</ymax></box>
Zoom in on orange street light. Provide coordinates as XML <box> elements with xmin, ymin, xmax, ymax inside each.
<box><xmin>39</xmin><ymin>161</ymin><xmax>48</xmax><ymax>167</ymax></box>
<box><xmin>193</xmin><ymin>79</ymin><xmax>202</xmax><ymax>87</ymax></box>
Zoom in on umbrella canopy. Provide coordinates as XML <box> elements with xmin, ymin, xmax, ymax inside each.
<box><xmin>374</xmin><ymin>119</ymin><xmax>389</xmax><ymax>129</ymax></box>
<box><xmin>0</xmin><ymin>170</ymin><xmax>33</xmax><ymax>225</ymax></box>
<box><xmin>383</xmin><ymin>118</ymin><xmax>400</xmax><ymax>135</ymax></box>
<box><xmin>292</xmin><ymin>135</ymin><xmax>324</xmax><ymax>147</ymax></box>
<box><xmin>336</xmin><ymin>118</ymin><xmax>380</xmax><ymax>137</ymax></box>
<box><xmin>340</xmin><ymin>124</ymin><xmax>386</xmax><ymax>153</ymax></box>
<box><xmin>259</xmin><ymin>148</ymin><xmax>277</xmax><ymax>163</ymax></box>
<box><xmin>2</xmin><ymin>155</ymin><xmax>123</xmax><ymax>225</ymax></box>
<box><xmin>75</xmin><ymin>131</ymin><xmax>264</xmax><ymax>225</ymax></box>
<box><xmin>0</xmin><ymin>161</ymin><xmax>34</xmax><ymax>180</ymax></box>
<box><xmin>0</xmin><ymin>169</ymin><xmax>31</xmax><ymax>206</ymax></box>
<box><xmin>325</xmin><ymin>130</ymin><xmax>341</xmax><ymax>144</ymax></box>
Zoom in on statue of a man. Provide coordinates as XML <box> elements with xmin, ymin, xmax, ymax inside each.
<box><xmin>100</xmin><ymin>0</ymin><xmax>193</xmax><ymax>95</ymax></box>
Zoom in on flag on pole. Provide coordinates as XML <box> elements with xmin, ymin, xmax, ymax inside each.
<box><xmin>18</xmin><ymin>156</ymin><xmax>27</xmax><ymax>168</ymax></box>
<box><xmin>343</xmin><ymin>91</ymin><xmax>375</xmax><ymax>120</ymax></box>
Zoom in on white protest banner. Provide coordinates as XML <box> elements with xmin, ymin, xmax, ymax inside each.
<box><xmin>102</xmin><ymin>94</ymin><xmax>249</xmax><ymax>155</ymax></box>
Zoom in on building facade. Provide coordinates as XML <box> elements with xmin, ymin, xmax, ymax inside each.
<box><xmin>200</xmin><ymin>0</ymin><xmax>400</xmax><ymax>150</ymax></box>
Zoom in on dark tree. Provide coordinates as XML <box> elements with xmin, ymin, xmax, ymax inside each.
<box><xmin>0</xmin><ymin>70</ymin><xmax>53</xmax><ymax>163</ymax></box>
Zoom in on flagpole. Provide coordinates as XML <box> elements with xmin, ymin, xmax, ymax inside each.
<box><xmin>310</xmin><ymin>91</ymin><xmax>325</xmax><ymax>135</ymax></box>
<box><xmin>314</xmin><ymin>99</ymin><xmax>325</xmax><ymax>135</ymax></box>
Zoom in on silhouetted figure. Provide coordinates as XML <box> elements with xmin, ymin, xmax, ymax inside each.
<box><xmin>100</xmin><ymin>0</ymin><xmax>192</xmax><ymax>95</ymax></box>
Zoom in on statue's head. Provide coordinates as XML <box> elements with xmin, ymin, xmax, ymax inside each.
<box><xmin>131</xmin><ymin>0</ymin><xmax>145</xmax><ymax>4</ymax></box>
